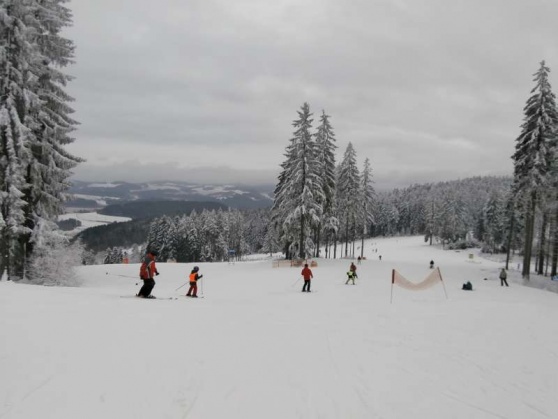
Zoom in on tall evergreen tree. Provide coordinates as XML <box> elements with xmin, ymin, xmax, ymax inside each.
<box><xmin>0</xmin><ymin>0</ymin><xmax>81</xmax><ymax>280</ymax></box>
<box><xmin>314</xmin><ymin>110</ymin><xmax>337</xmax><ymax>257</ymax></box>
<box><xmin>359</xmin><ymin>157</ymin><xmax>375</xmax><ymax>257</ymax></box>
<box><xmin>337</xmin><ymin>143</ymin><xmax>360</xmax><ymax>257</ymax></box>
<box><xmin>273</xmin><ymin>103</ymin><xmax>323</xmax><ymax>259</ymax></box>
<box><xmin>512</xmin><ymin>60</ymin><xmax>558</xmax><ymax>279</ymax></box>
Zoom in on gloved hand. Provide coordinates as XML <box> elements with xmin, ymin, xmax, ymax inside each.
<box><xmin>155</xmin><ymin>271</ymin><xmax>160</xmax><ymax>276</ymax></box>
<box><xmin>199</xmin><ymin>275</ymin><xmax>203</xmax><ymax>279</ymax></box>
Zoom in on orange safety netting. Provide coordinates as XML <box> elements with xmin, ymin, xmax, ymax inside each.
<box><xmin>392</xmin><ymin>268</ymin><xmax>443</xmax><ymax>291</ymax></box>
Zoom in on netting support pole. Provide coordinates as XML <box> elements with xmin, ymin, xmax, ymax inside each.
<box><xmin>390</xmin><ymin>269</ymin><xmax>395</xmax><ymax>304</ymax></box>
<box><xmin>438</xmin><ymin>267</ymin><xmax>448</xmax><ymax>299</ymax></box>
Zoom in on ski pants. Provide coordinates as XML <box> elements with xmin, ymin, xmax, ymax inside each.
<box><xmin>187</xmin><ymin>282</ymin><xmax>198</xmax><ymax>296</ymax></box>
<box><xmin>302</xmin><ymin>279</ymin><xmax>311</xmax><ymax>292</ymax></box>
<box><xmin>346</xmin><ymin>276</ymin><xmax>355</xmax><ymax>285</ymax></box>
<box><xmin>138</xmin><ymin>278</ymin><xmax>155</xmax><ymax>297</ymax></box>
<box><xmin>500</xmin><ymin>278</ymin><xmax>509</xmax><ymax>286</ymax></box>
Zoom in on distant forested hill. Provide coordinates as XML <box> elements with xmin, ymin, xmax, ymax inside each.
<box><xmin>76</xmin><ymin>201</ymin><xmax>228</xmax><ymax>251</ymax></box>
<box><xmin>98</xmin><ymin>200</ymin><xmax>228</xmax><ymax>219</ymax></box>
<box><xmin>74</xmin><ymin>219</ymin><xmax>151</xmax><ymax>252</ymax></box>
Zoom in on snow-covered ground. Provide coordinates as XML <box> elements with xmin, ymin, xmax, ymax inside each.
<box><xmin>2</xmin><ymin>236</ymin><xmax>558</xmax><ymax>419</ymax></box>
<box><xmin>58</xmin><ymin>212</ymin><xmax>132</xmax><ymax>235</ymax></box>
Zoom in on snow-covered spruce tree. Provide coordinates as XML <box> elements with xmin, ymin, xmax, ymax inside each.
<box><xmin>0</xmin><ymin>1</ymin><xmax>34</xmax><ymax>280</ymax></box>
<box><xmin>26</xmin><ymin>221</ymin><xmax>83</xmax><ymax>286</ymax></box>
<box><xmin>146</xmin><ymin>217</ymin><xmax>169</xmax><ymax>258</ymax></box>
<box><xmin>434</xmin><ymin>186</ymin><xmax>469</xmax><ymax>246</ymax></box>
<box><xmin>482</xmin><ymin>192</ymin><xmax>506</xmax><ymax>253</ymax></box>
<box><xmin>0</xmin><ymin>0</ymin><xmax>81</xmax><ymax>280</ymax></box>
<box><xmin>336</xmin><ymin>142</ymin><xmax>360</xmax><ymax>257</ymax></box>
<box><xmin>314</xmin><ymin>110</ymin><xmax>338</xmax><ymax>257</ymax></box>
<box><xmin>359</xmin><ymin>158</ymin><xmax>375</xmax><ymax>258</ymax></box>
<box><xmin>512</xmin><ymin>61</ymin><xmax>558</xmax><ymax>279</ymax></box>
<box><xmin>273</xmin><ymin>103</ymin><xmax>323</xmax><ymax>259</ymax></box>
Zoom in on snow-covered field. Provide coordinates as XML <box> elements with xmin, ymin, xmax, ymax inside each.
<box><xmin>58</xmin><ymin>212</ymin><xmax>131</xmax><ymax>235</ymax></box>
<box><xmin>2</xmin><ymin>236</ymin><xmax>558</xmax><ymax>419</ymax></box>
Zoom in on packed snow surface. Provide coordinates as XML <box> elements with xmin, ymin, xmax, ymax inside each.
<box><xmin>2</xmin><ymin>236</ymin><xmax>558</xmax><ymax>419</ymax></box>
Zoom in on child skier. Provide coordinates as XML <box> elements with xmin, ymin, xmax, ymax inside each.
<box><xmin>186</xmin><ymin>266</ymin><xmax>203</xmax><ymax>297</ymax></box>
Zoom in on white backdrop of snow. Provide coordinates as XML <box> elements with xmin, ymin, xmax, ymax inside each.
<box><xmin>1</xmin><ymin>236</ymin><xmax>558</xmax><ymax>419</ymax></box>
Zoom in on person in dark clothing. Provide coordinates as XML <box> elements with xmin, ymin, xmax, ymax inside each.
<box><xmin>499</xmin><ymin>268</ymin><xmax>509</xmax><ymax>287</ymax></box>
<box><xmin>430</xmin><ymin>260</ymin><xmax>434</xmax><ymax>269</ymax></box>
<box><xmin>301</xmin><ymin>263</ymin><xmax>313</xmax><ymax>292</ymax></box>
<box><xmin>186</xmin><ymin>266</ymin><xmax>203</xmax><ymax>297</ymax></box>
<box><xmin>462</xmin><ymin>281</ymin><xmax>473</xmax><ymax>291</ymax></box>
<box><xmin>138</xmin><ymin>251</ymin><xmax>159</xmax><ymax>298</ymax></box>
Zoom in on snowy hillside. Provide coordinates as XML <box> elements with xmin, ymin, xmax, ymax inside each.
<box><xmin>2</xmin><ymin>236</ymin><xmax>558</xmax><ymax>419</ymax></box>
<box><xmin>67</xmin><ymin>180</ymin><xmax>274</xmax><ymax>211</ymax></box>
<box><xmin>58</xmin><ymin>212</ymin><xmax>132</xmax><ymax>236</ymax></box>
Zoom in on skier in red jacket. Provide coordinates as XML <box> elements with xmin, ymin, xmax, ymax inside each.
<box><xmin>137</xmin><ymin>250</ymin><xmax>159</xmax><ymax>298</ymax></box>
<box><xmin>301</xmin><ymin>263</ymin><xmax>313</xmax><ymax>292</ymax></box>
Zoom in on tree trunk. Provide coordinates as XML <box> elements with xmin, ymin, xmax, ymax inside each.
<box><xmin>505</xmin><ymin>212</ymin><xmax>515</xmax><ymax>271</ymax></box>
<box><xmin>0</xmin><ymin>229</ymin><xmax>7</xmax><ymax>280</ymax></box>
<box><xmin>299</xmin><ymin>214</ymin><xmax>305</xmax><ymax>259</ymax></box>
<box><xmin>344</xmin><ymin>215</ymin><xmax>349</xmax><ymax>257</ymax></box>
<box><xmin>334</xmin><ymin>235</ymin><xmax>337</xmax><ymax>259</ymax></box>
<box><xmin>551</xmin><ymin>209</ymin><xmax>558</xmax><ymax>277</ymax></box>
<box><xmin>537</xmin><ymin>212</ymin><xmax>547</xmax><ymax>275</ymax></box>
<box><xmin>522</xmin><ymin>194</ymin><xmax>536</xmax><ymax>279</ymax></box>
<box><xmin>315</xmin><ymin>226</ymin><xmax>321</xmax><ymax>258</ymax></box>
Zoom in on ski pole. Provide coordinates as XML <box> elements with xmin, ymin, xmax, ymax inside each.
<box><xmin>291</xmin><ymin>277</ymin><xmax>301</xmax><ymax>287</ymax></box>
<box><xmin>106</xmin><ymin>272</ymin><xmax>137</xmax><ymax>279</ymax></box>
<box><xmin>200</xmin><ymin>276</ymin><xmax>204</xmax><ymax>297</ymax></box>
<box><xmin>175</xmin><ymin>282</ymin><xmax>188</xmax><ymax>291</ymax></box>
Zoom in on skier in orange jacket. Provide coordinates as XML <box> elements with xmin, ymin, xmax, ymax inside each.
<box><xmin>186</xmin><ymin>266</ymin><xmax>203</xmax><ymax>298</ymax></box>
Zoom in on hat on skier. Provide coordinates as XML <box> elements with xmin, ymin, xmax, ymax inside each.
<box><xmin>193</xmin><ymin>266</ymin><xmax>199</xmax><ymax>272</ymax></box>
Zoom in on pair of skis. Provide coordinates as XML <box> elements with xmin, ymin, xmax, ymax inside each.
<box><xmin>119</xmin><ymin>295</ymin><xmax>204</xmax><ymax>300</ymax></box>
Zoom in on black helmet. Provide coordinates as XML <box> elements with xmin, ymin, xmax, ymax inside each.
<box><xmin>149</xmin><ymin>250</ymin><xmax>159</xmax><ymax>257</ymax></box>
<box><xmin>193</xmin><ymin>266</ymin><xmax>199</xmax><ymax>272</ymax></box>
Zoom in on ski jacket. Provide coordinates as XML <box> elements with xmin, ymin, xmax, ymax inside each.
<box><xmin>140</xmin><ymin>254</ymin><xmax>157</xmax><ymax>279</ymax></box>
<box><xmin>499</xmin><ymin>270</ymin><xmax>507</xmax><ymax>280</ymax></box>
<box><xmin>189</xmin><ymin>272</ymin><xmax>201</xmax><ymax>283</ymax></box>
<box><xmin>301</xmin><ymin>267</ymin><xmax>313</xmax><ymax>280</ymax></box>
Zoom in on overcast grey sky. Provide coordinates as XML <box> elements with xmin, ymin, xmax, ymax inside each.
<box><xmin>64</xmin><ymin>0</ymin><xmax>558</xmax><ymax>190</ymax></box>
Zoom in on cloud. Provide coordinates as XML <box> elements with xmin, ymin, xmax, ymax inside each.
<box><xmin>64</xmin><ymin>0</ymin><xmax>558</xmax><ymax>190</ymax></box>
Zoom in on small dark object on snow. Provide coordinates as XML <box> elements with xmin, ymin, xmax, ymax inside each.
<box><xmin>462</xmin><ymin>281</ymin><xmax>473</xmax><ymax>291</ymax></box>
